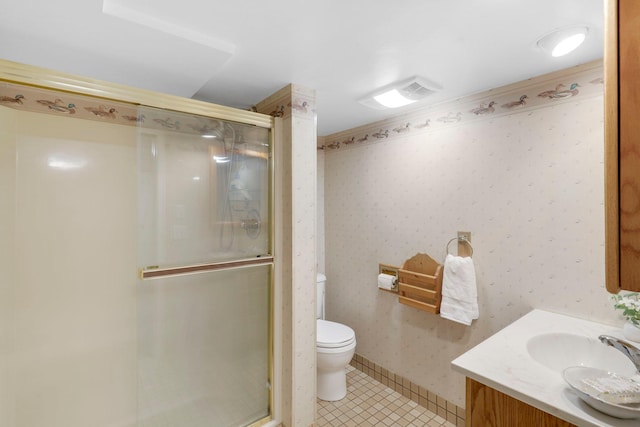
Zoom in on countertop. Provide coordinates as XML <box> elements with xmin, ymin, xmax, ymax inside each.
<box><xmin>451</xmin><ymin>309</ymin><xmax>639</xmax><ymax>427</ymax></box>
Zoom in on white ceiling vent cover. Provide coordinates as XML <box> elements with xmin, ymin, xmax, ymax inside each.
<box><xmin>359</xmin><ymin>76</ymin><xmax>443</xmax><ymax>110</ymax></box>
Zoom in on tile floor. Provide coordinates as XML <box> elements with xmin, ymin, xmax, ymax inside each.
<box><xmin>316</xmin><ymin>366</ymin><xmax>457</xmax><ymax>427</ymax></box>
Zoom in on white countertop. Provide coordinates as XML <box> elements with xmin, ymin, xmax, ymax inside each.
<box><xmin>451</xmin><ymin>309</ymin><xmax>639</xmax><ymax>426</ymax></box>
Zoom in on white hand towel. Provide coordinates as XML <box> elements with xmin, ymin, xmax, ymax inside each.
<box><xmin>439</xmin><ymin>254</ymin><xmax>479</xmax><ymax>325</ymax></box>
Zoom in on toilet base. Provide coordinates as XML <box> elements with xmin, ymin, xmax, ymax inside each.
<box><xmin>317</xmin><ymin>367</ymin><xmax>347</xmax><ymax>401</ymax></box>
<box><xmin>316</xmin><ymin>321</ymin><xmax>356</xmax><ymax>402</ymax></box>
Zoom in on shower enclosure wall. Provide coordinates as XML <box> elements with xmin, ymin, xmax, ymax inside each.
<box><xmin>0</xmin><ymin>61</ymin><xmax>275</xmax><ymax>427</ymax></box>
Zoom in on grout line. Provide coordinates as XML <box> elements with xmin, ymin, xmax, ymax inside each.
<box><xmin>350</xmin><ymin>353</ymin><xmax>465</xmax><ymax>426</ymax></box>
<box><xmin>317</xmin><ymin>365</ymin><xmax>460</xmax><ymax>427</ymax></box>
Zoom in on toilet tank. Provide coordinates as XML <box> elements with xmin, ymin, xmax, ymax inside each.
<box><xmin>317</xmin><ymin>272</ymin><xmax>326</xmax><ymax>319</ymax></box>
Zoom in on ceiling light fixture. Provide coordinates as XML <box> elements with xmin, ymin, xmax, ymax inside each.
<box><xmin>359</xmin><ymin>76</ymin><xmax>442</xmax><ymax>110</ymax></box>
<box><xmin>537</xmin><ymin>26</ymin><xmax>589</xmax><ymax>57</ymax></box>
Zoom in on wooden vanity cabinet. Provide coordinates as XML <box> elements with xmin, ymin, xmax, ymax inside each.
<box><xmin>605</xmin><ymin>0</ymin><xmax>640</xmax><ymax>293</ymax></box>
<box><xmin>465</xmin><ymin>379</ymin><xmax>576</xmax><ymax>427</ymax></box>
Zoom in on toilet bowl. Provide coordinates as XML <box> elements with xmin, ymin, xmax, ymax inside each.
<box><xmin>317</xmin><ymin>319</ymin><xmax>356</xmax><ymax>401</ymax></box>
<box><xmin>316</xmin><ymin>273</ymin><xmax>357</xmax><ymax>401</ymax></box>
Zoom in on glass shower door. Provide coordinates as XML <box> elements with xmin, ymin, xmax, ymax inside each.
<box><xmin>137</xmin><ymin>267</ymin><xmax>271</xmax><ymax>427</ymax></box>
<box><xmin>136</xmin><ymin>107</ymin><xmax>272</xmax><ymax>427</ymax></box>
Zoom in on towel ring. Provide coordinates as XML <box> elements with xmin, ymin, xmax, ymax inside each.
<box><xmin>446</xmin><ymin>237</ymin><xmax>474</xmax><ymax>257</ymax></box>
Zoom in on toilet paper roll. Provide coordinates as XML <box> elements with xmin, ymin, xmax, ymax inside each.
<box><xmin>378</xmin><ymin>273</ymin><xmax>397</xmax><ymax>291</ymax></box>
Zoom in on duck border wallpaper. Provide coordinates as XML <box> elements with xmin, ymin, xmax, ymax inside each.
<box><xmin>0</xmin><ymin>82</ymin><xmax>271</xmax><ymax>140</ymax></box>
<box><xmin>320</xmin><ymin>60</ymin><xmax>603</xmax><ymax>150</ymax></box>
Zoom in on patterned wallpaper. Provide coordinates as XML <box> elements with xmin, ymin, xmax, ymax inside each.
<box><xmin>0</xmin><ymin>82</ymin><xmax>266</xmax><ymax>138</ymax></box>
<box><xmin>254</xmin><ymin>85</ymin><xmax>316</xmax><ymax>123</ymax></box>
<box><xmin>287</xmin><ymin>84</ymin><xmax>318</xmax><ymax>427</ymax></box>
<box><xmin>319</xmin><ymin>61</ymin><xmax>603</xmax><ymax>150</ymax></box>
<box><xmin>320</xmin><ymin>61</ymin><xmax>617</xmax><ymax>408</ymax></box>
<box><xmin>256</xmin><ymin>84</ymin><xmax>318</xmax><ymax>427</ymax></box>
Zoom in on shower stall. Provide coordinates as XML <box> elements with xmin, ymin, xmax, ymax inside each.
<box><xmin>0</xmin><ymin>61</ymin><xmax>275</xmax><ymax>427</ymax></box>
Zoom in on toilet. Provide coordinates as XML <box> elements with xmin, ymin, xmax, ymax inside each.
<box><xmin>316</xmin><ymin>273</ymin><xmax>356</xmax><ymax>401</ymax></box>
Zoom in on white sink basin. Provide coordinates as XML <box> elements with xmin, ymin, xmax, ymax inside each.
<box><xmin>526</xmin><ymin>332</ymin><xmax>637</xmax><ymax>376</ymax></box>
<box><xmin>452</xmin><ymin>310</ymin><xmax>640</xmax><ymax>426</ymax></box>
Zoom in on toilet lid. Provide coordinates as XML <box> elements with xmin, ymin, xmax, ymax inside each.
<box><xmin>317</xmin><ymin>319</ymin><xmax>355</xmax><ymax>348</ymax></box>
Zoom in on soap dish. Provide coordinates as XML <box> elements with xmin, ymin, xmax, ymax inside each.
<box><xmin>563</xmin><ymin>366</ymin><xmax>640</xmax><ymax>419</ymax></box>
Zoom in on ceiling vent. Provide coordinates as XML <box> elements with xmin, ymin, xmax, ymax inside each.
<box><xmin>359</xmin><ymin>76</ymin><xmax>442</xmax><ymax>110</ymax></box>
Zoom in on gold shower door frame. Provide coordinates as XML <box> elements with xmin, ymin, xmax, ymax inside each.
<box><xmin>0</xmin><ymin>59</ymin><xmax>276</xmax><ymax>427</ymax></box>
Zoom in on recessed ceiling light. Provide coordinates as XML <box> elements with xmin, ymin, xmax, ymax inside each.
<box><xmin>537</xmin><ymin>26</ymin><xmax>589</xmax><ymax>57</ymax></box>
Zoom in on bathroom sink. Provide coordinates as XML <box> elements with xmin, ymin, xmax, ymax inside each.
<box><xmin>526</xmin><ymin>332</ymin><xmax>636</xmax><ymax>376</ymax></box>
<box><xmin>453</xmin><ymin>311</ymin><xmax>640</xmax><ymax>426</ymax></box>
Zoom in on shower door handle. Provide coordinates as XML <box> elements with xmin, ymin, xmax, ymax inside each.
<box><xmin>139</xmin><ymin>255</ymin><xmax>273</xmax><ymax>279</ymax></box>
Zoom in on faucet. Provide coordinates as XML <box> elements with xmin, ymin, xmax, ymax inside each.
<box><xmin>599</xmin><ymin>335</ymin><xmax>640</xmax><ymax>373</ymax></box>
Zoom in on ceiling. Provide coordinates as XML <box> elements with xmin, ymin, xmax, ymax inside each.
<box><xmin>0</xmin><ymin>0</ymin><xmax>604</xmax><ymax>136</ymax></box>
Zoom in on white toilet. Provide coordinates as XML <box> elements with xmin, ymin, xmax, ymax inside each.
<box><xmin>316</xmin><ymin>273</ymin><xmax>356</xmax><ymax>401</ymax></box>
